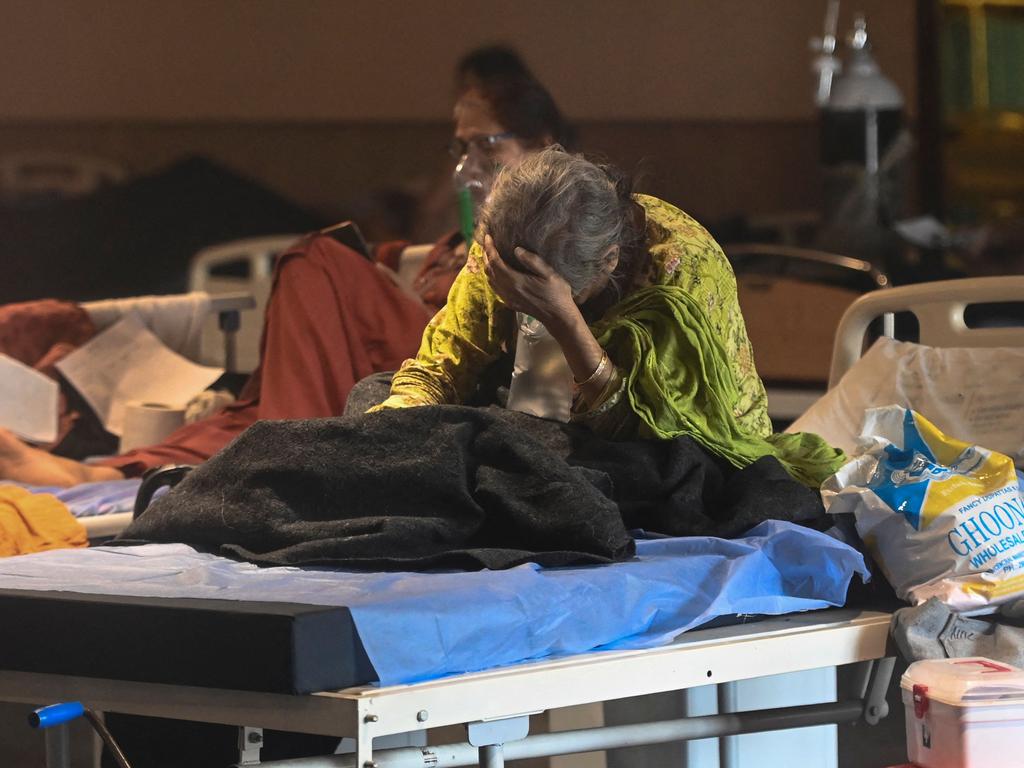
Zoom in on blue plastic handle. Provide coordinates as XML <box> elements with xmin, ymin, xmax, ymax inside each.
<box><xmin>29</xmin><ymin>702</ymin><xmax>85</xmax><ymax>729</ymax></box>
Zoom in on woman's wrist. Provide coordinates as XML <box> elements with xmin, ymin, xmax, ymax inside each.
<box><xmin>539</xmin><ymin>301</ymin><xmax>586</xmax><ymax>341</ymax></box>
<box><xmin>540</xmin><ymin>305</ymin><xmax>609</xmax><ymax>388</ymax></box>
<box><xmin>573</xmin><ymin>351</ymin><xmax>609</xmax><ymax>389</ymax></box>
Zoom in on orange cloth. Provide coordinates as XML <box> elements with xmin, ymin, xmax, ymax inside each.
<box><xmin>0</xmin><ymin>486</ymin><xmax>88</xmax><ymax>557</ymax></box>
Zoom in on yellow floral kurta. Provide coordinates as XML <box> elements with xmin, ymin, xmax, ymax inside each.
<box><xmin>373</xmin><ymin>195</ymin><xmax>844</xmax><ymax>486</ymax></box>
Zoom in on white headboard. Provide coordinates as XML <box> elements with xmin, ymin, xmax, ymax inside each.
<box><xmin>829</xmin><ymin>276</ymin><xmax>1024</xmax><ymax>388</ymax></box>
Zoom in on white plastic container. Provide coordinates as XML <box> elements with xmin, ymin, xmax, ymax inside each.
<box><xmin>901</xmin><ymin>657</ymin><xmax>1024</xmax><ymax>767</ymax></box>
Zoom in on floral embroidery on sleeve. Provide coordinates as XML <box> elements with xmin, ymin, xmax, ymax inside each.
<box><xmin>465</xmin><ymin>246</ymin><xmax>483</xmax><ymax>274</ymax></box>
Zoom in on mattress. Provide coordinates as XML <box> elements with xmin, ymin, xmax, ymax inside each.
<box><xmin>0</xmin><ymin>520</ymin><xmax>867</xmax><ymax>695</ymax></box>
<box><xmin>4</xmin><ymin>478</ymin><xmax>142</xmax><ymax>518</ymax></box>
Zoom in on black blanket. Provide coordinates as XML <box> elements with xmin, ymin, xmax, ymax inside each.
<box><xmin>120</xmin><ymin>406</ymin><xmax>826</xmax><ymax>570</ymax></box>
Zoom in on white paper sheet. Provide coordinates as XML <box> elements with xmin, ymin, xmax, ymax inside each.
<box><xmin>0</xmin><ymin>353</ymin><xmax>58</xmax><ymax>443</ymax></box>
<box><xmin>56</xmin><ymin>313</ymin><xmax>223</xmax><ymax>437</ymax></box>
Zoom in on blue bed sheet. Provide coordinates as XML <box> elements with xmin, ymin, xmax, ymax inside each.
<box><xmin>3</xmin><ymin>478</ymin><xmax>141</xmax><ymax>517</ymax></box>
<box><xmin>0</xmin><ymin>520</ymin><xmax>866</xmax><ymax>685</ymax></box>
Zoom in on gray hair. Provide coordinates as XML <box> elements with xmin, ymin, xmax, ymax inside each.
<box><xmin>478</xmin><ymin>147</ymin><xmax>631</xmax><ymax>295</ymax></box>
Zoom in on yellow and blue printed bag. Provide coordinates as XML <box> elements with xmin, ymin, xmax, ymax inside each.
<box><xmin>823</xmin><ymin>405</ymin><xmax>1024</xmax><ymax>613</ymax></box>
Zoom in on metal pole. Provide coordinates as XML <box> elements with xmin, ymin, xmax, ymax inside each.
<box><xmin>865</xmin><ymin>107</ymin><xmax>881</xmax><ymax>216</ymax></box>
<box><xmin>219</xmin><ymin>309</ymin><xmax>241</xmax><ymax>374</ymax></box>
<box><xmin>849</xmin><ymin>659</ymin><xmax>875</xmax><ymax>701</ymax></box>
<box><xmin>83</xmin><ymin>710</ymin><xmax>132</xmax><ymax>768</ymax></box>
<box><xmin>863</xmin><ymin>656</ymin><xmax>895</xmax><ymax>725</ymax></box>
<box><xmin>44</xmin><ymin>724</ymin><xmax>71</xmax><ymax>768</ymax></box>
<box><xmin>250</xmin><ymin>699</ymin><xmax>867</xmax><ymax>768</ymax></box>
<box><xmin>479</xmin><ymin>744</ymin><xmax>504</xmax><ymax>768</ymax></box>
<box><xmin>717</xmin><ymin>682</ymin><xmax>739</xmax><ymax>768</ymax></box>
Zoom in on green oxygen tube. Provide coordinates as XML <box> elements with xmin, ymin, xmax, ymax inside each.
<box><xmin>457</xmin><ymin>184</ymin><xmax>477</xmax><ymax>245</ymax></box>
<box><xmin>454</xmin><ymin>148</ymin><xmax>491</xmax><ymax>246</ymax></box>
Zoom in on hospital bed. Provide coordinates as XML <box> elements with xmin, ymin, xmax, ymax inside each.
<box><xmin>82</xmin><ymin>291</ymin><xmax>257</xmax><ymax>377</ymax></box>
<box><xmin>68</xmin><ymin>235</ymin><xmax>427</xmax><ymax>538</ymax></box>
<box><xmin>0</xmin><ymin>530</ymin><xmax>886</xmax><ymax>768</ymax></box>
<box><xmin>188</xmin><ymin>235</ymin><xmax>301</xmax><ymax>374</ymax></box>
<box><xmin>188</xmin><ymin>235</ymin><xmax>432</xmax><ymax>375</ymax></box>
<box><xmin>16</xmin><ymin>290</ymin><xmax>256</xmax><ymax>541</ymax></box>
<box><xmin>3</xmin><ymin>275</ymin><xmax>1021</xmax><ymax>768</ymax></box>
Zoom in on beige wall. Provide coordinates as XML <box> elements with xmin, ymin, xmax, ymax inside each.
<box><xmin>0</xmin><ymin>1</ymin><xmax>920</xmax><ymax>232</ymax></box>
<box><xmin>1</xmin><ymin>0</ymin><xmax>916</xmax><ymax>122</ymax></box>
<box><xmin>0</xmin><ymin>118</ymin><xmax>823</xmax><ymax>226</ymax></box>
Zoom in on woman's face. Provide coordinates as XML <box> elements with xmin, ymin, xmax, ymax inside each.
<box><xmin>572</xmin><ymin>246</ymin><xmax>620</xmax><ymax>305</ymax></box>
<box><xmin>452</xmin><ymin>89</ymin><xmax>530</xmax><ymax>168</ymax></box>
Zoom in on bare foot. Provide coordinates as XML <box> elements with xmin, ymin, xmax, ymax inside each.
<box><xmin>0</xmin><ymin>428</ymin><xmax>122</xmax><ymax>487</ymax></box>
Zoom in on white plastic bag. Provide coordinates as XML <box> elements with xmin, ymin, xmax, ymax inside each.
<box><xmin>790</xmin><ymin>337</ymin><xmax>1024</xmax><ymax>467</ymax></box>
<box><xmin>823</xmin><ymin>405</ymin><xmax>1024</xmax><ymax>613</ymax></box>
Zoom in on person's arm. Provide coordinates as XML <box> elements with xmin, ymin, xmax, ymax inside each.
<box><xmin>481</xmin><ymin>235</ymin><xmax>615</xmax><ymax>398</ymax></box>
<box><xmin>371</xmin><ymin>242</ymin><xmax>514</xmax><ymax>410</ymax></box>
<box><xmin>479</xmin><ymin>235</ymin><xmax>642</xmax><ymax>437</ymax></box>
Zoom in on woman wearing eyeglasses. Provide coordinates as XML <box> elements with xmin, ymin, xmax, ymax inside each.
<box><xmin>402</xmin><ymin>47</ymin><xmax>572</xmax><ymax>312</ymax></box>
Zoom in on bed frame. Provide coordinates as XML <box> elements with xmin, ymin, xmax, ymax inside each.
<box><xmin>9</xmin><ymin>275</ymin><xmax>1024</xmax><ymax>767</ymax></box>
<box><xmin>0</xmin><ymin>608</ymin><xmax>893</xmax><ymax>768</ymax></box>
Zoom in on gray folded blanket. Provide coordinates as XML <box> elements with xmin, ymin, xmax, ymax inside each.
<box><xmin>892</xmin><ymin>597</ymin><xmax>1024</xmax><ymax>667</ymax></box>
<box><xmin>119</xmin><ymin>404</ymin><xmax>826</xmax><ymax>571</ymax></box>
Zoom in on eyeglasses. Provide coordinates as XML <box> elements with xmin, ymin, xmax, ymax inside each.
<box><xmin>447</xmin><ymin>131</ymin><xmax>518</xmax><ymax>159</ymax></box>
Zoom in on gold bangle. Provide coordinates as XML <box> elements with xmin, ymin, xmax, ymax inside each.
<box><xmin>573</xmin><ymin>351</ymin><xmax>610</xmax><ymax>391</ymax></box>
<box><xmin>572</xmin><ymin>371</ymin><xmax>625</xmax><ymax>419</ymax></box>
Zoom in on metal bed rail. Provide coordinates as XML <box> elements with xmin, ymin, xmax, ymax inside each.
<box><xmin>7</xmin><ymin>609</ymin><xmax>893</xmax><ymax>768</ymax></box>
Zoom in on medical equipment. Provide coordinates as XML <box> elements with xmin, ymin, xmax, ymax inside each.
<box><xmin>81</xmin><ymin>291</ymin><xmax>255</xmax><ymax>376</ymax></box>
<box><xmin>810</xmin><ymin>0</ymin><xmax>842</xmax><ymax>108</ymax></box>
<box><xmin>829</xmin><ymin>275</ymin><xmax>1024</xmax><ymax>387</ymax></box>
<box><xmin>83</xmin><ymin>290</ymin><xmax>252</xmax><ymax>540</ymax></box>
<box><xmin>812</xmin><ymin>5</ymin><xmax>911</xmax><ymax>270</ymax></box>
<box><xmin>13</xmin><ymin>237</ymin><xmax>433</xmax><ymax>542</ymax></box>
<box><xmin>0</xmin><ymin>535</ymin><xmax>888</xmax><ymax>768</ymax></box>
<box><xmin>901</xmin><ymin>657</ymin><xmax>1024</xmax><ymax>768</ymax></box>
<box><xmin>188</xmin><ymin>236</ymin><xmax>302</xmax><ymax>373</ymax></box>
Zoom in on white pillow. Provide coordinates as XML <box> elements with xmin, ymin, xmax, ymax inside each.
<box><xmin>788</xmin><ymin>337</ymin><xmax>1024</xmax><ymax>466</ymax></box>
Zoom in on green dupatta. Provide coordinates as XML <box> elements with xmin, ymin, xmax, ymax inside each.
<box><xmin>594</xmin><ymin>284</ymin><xmax>847</xmax><ymax>487</ymax></box>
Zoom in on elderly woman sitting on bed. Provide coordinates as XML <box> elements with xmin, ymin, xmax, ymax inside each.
<box><xmin>371</xmin><ymin>147</ymin><xmax>843</xmax><ymax>486</ymax></box>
